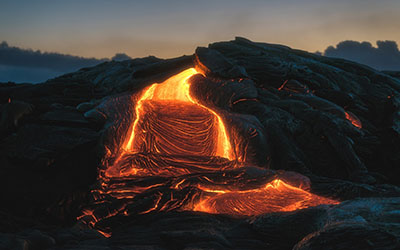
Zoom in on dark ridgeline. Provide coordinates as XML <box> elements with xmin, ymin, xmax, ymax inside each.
<box><xmin>0</xmin><ymin>42</ymin><xmax>132</xmax><ymax>83</ymax></box>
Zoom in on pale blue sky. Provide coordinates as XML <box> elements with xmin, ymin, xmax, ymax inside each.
<box><xmin>1</xmin><ymin>0</ymin><xmax>399</xmax><ymax>58</ymax></box>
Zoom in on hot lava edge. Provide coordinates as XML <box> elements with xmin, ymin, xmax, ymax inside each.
<box><xmin>78</xmin><ymin>68</ymin><xmax>340</xmax><ymax>236</ymax></box>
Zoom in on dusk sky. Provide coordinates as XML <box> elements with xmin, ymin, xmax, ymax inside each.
<box><xmin>2</xmin><ymin>0</ymin><xmax>400</xmax><ymax>58</ymax></box>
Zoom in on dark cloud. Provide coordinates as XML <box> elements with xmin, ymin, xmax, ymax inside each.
<box><xmin>111</xmin><ymin>53</ymin><xmax>132</xmax><ymax>61</ymax></box>
<box><xmin>0</xmin><ymin>42</ymin><xmax>131</xmax><ymax>83</ymax></box>
<box><xmin>0</xmin><ymin>41</ymin><xmax>107</xmax><ymax>72</ymax></box>
<box><xmin>323</xmin><ymin>40</ymin><xmax>400</xmax><ymax>71</ymax></box>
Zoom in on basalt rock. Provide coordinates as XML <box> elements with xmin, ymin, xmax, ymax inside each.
<box><xmin>1</xmin><ymin>37</ymin><xmax>400</xmax><ymax>249</ymax></box>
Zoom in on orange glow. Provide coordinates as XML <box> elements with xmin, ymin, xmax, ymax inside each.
<box><xmin>79</xmin><ymin>69</ymin><xmax>340</xmax><ymax>233</ymax></box>
<box><xmin>278</xmin><ymin>80</ymin><xmax>288</xmax><ymax>91</ymax></box>
<box><xmin>193</xmin><ymin>179</ymin><xmax>339</xmax><ymax>216</ymax></box>
<box><xmin>345</xmin><ymin>111</ymin><xmax>362</xmax><ymax>129</ymax></box>
<box><xmin>123</xmin><ymin>68</ymin><xmax>233</xmax><ymax>160</ymax></box>
<box><xmin>97</xmin><ymin>229</ymin><xmax>112</xmax><ymax>238</ymax></box>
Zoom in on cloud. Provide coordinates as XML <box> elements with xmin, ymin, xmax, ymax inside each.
<box><xmin>111</xmin><ymin>53</ymin><xmax>132</xmax><ymax>61</ymax></box>
<box><xmin>323</xmin><ymin>40</ymin><xmax>400</xmax><ymax>71</ymax></box>
<box><xmin>0</xmin><ymin>41</ymin><xmax>131</xmax><ymax>83</ymax></box>
<box><xmin>0</xmin><ymin>41</ymin><xmax>107</xmax><ymax>72</ymax></box>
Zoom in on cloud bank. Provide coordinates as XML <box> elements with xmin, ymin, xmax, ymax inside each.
<box><xmin>0</xmin><ymin>42</ymin><xmax>131</xmax><ymax>83</ymax></box>
<box><xmin>323</xmin><ymin>40</ymin><xmax>400</xmax><ymax>71</ymax></box>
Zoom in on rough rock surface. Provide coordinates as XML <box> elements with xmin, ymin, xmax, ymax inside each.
<box><xmin>1</xmin><ymin>37</ymin><xmax>400</xmax><ymax>249</ymax></box>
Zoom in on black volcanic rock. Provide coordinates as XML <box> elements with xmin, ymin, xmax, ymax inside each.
<box><xmin>195</xmin><ymin>37</ymin><xmax>400</xmax><ymax>185</ymax></box>
<box><xmin>384</xmin><ymin>70</ymin><xmax>400</xmax><ymax>80</ymax></box>
<box><xmin>0</xmin><ymin>37</ymin><xmax>400</xmax><ymax>249</ymax></box>
<box><xmin>194</xmin><ymin>47</ymin><xmax>249</xmax><ymax>79</ymax></box>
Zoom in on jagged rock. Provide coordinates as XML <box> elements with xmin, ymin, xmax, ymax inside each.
<box><xmin>41</xmin><ymin>106</ymin><xmax>91</xmax><ymax>126</ymax></box>
<box><xmin>83</xmin><ymin>109</ymin><xmax>107</xmax><ymax>124</ymax></box>
<box><xmin>21</xmin><ymin>229</ymin><xmax>56</xmax><ymax>249</ymax></box>
<box><xmin>189</xmin><ymin>74</ymin><xmax>258</xmax><ymax>109</ymax></box>
<box><xmin>76</xmin><ymin>101</ymin><xmax>97</xmax><ymax>113</ymax></box>
<box><xmin>294</xmin><ymin>222</ymin><xmax>399</xmax><ymax>250</ymax></box>
<box><xmin>382</xmin><ymin>70</ymin><xmax>400</xmax><ymax>80</ymax></box>
<box><xmin>309</xmin><ymin>175</ymin><xmax>400</xmax><ymax>200</ymax></box>
<box><xmin>278</xmin><ymin>79</ymin><xmax>311</xmax><ymax>94</ymax></box>
<box><xmin>223</xmin><ymin>112</ymin><xmax>269</xmax><ymax>166</ymax></box>
<box><xmin>194</xmin><ymin>47</ymin><xmax>249</xmax><ymax>79</ymax></box>
<box><xmin>0</xmin><ymin>234</ymin><xmax>29</xmax><ymax>250</ymax></box>
<box><xmin>0</xmin><ymin>100</ymin><xmax>33</xmax><ymax>131</ymax></box>
<box><xmin>251</xmin><ymin>207</ymin><xmax>328</xmax><ymax>249</ymax></box>
<box><xmin>53</xmin><ymin>56</ymin><xmax>163</xmax><ymax>93</ymax></box>
<box><xmin>2</xmin><ymin>124</ymin><xmax>98</xmax><ymax>162</ymax></box>
<box><xmin>124</xmin><ymin>55</ymin><xmax>194</xmax><ymax>93</ymax></box>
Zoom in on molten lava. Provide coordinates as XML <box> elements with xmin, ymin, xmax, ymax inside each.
<box><xmin>123</xmin><ymin>68</ymin><xmax>232</xmax><ymax>160</ymax></box>
<box><xmin>193</xmin><ymin>179</ymin><xmax>338</xmax><ymax>216</ymax></box>
<box><xmin>345</xmin><ymin>111</ymin><xmax>362</xmax><ymax>129</ymax></box>
<box><xmin>80</xmin><ymin>68</ymin><xmax>340</xmax><ymax>235</ymax></box>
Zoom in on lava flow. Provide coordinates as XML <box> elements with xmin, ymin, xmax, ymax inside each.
<box><xmin>80</xmin><ymin>68</ymin><xmax>339</xmax><ymax>234</ymax></box>
<box><xmin>123</xmin><ymin>68</ymin><xmax>232</xmax><ymax>160</ymax></box>
<box><xmin>345</xmin><ymin>111</ymin><xmax>362</xmax><ymax>129</ymax></box>
<box><xmin>193</xmin><ymin>179</ymin><xmax>338</xmax><ymax>216</ymax></box>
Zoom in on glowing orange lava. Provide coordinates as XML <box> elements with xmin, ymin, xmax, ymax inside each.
<box><xmin>79</xmin><ymin>69</ymin><xmax>340</xmax><ymax>236</ymax></box>
<box><xmin>193</xmin><ymin>179</ymin><xmax>339</xmax><ymax>216</ymax></box>
<box><xmin>345</xmin><ymin>111</ymin><xmax>362</xmax><ymax>129</ymax></box>
<box><xmin>123</xmin><ymin>68</ymin><xmax>233</xmax><ymax>160</ymax></box>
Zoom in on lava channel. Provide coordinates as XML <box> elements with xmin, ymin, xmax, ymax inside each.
<box><xmin>193</xmin><ymin>179</ymin><xmax>339</xmax><ymax>216</ymax></box>
<box><xmin>80</xmin><ymin>68</ymin><xmax>339</xmax><ymax>235</ymax></box>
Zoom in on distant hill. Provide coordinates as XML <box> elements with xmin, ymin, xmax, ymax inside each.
<box><xmin>0</xmin><ymin>41</ymin><xmax>131</xmax><ymax>83</ymax></box>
